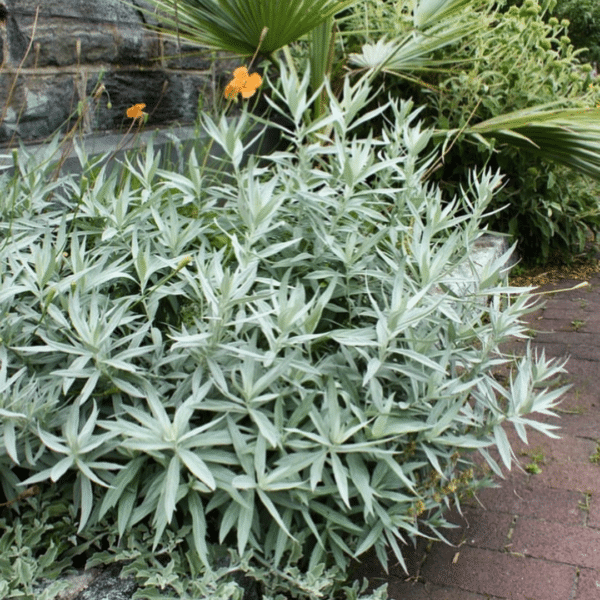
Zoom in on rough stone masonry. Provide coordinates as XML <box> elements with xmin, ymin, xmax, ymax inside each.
<box><xmin>0</xmin><ymin>0</ymin><xmax>249</xmax><ymax>145</ymax></box>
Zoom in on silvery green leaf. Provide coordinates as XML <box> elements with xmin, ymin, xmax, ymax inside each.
<box><xmin>163</xmin><ymin>455</ymin><xmax>180</xmax><ymax>524</ymax></box>
<box><xmin>152</xmin><ymin>507</ymin><xmax>169</xmax><ymax>552</ymax></box>
<box><xmin>75</xmin><ymin>399</ymin><xmax>98</xmax><ymax>445</ymax></box>
<box><xmin>308</xmin><ymin>451</ymin><xmax>327</xmax><ymax>492</ymax></box>
<box><xmin>256</xmin><ymin>488</ymin><xmax>297</xmax><ymax>543</ymax></box>
<box><xmin>19</xmin><ymin>467</ymin><xmax>55</xmax><ymax>486</ymax></box>
<box><xmin>419</xmin><ymin>443</ymin><xmax>446</xmax><ymax>479</ymax></box>
<box><xmin>108</xmin><ymin>376</ymin><xmax>147</xmax><ymax>399</ymax></box>
<box><xmin>0</xmin><ymin>283</ymin><xmax>30</xmax><ymax>302</ymax></box>
<box><xmin>166</xmin><ymin>331</ymin><xmax>213</xmax><ymax>348</ymax></box>
<box><xmin>118</xmin><ymin>405</ymin><xmax>163</xmax><ymax>435</ymax></box>
<box><xmin>493</xmin><ymin>424</ymin><xmax>514</xmax><ymax>470</ymax></box>
<box><xmin>371</xmin><ymin>416</ymin><xmax>430</xmax><ymax>438</ymax></box>
<box><xmin>272</xmin><ymin>60</ymin><xmax>319</xmax><ymax>127</ymax></box>
<box><xmin>187</xmin><ymin>491</ymin><xmax>210</xmax><ymax>569</ymax></box>
<box><xmin>207</xmin><ymin>359</ymin><xmax>229</xmax><ymax>396</ymax></box>
<box><xmin>200</xmin><ymin>112</ymin><xmax>249</xmax><ymax>171</ymax></box>
<box><xmin>510</xmin><ymin>417</ymin><xmax>562</xmax><ymax>440</ymax></box>
<box><xmin>143</xmin><ymin>385</ymin><xmax>172</xmax><ymax>434</ymax></box>
<box><xmin>346</xmin><ymin>454</ymin><xmax>374</xmax><ymax>517</ymax></box>
<box><xmin>227</xmin><ymin>416</ymin><xmax>254</xmax><ymax>476</ymax></box>
<box><xmin>3</xmin><ymin>420</ymin><xmax>19</xmax><ymax>465</ymax></box>
<box><xmin>117</xmin><ymin>487</ymin><xmax>137</xmax><ymax>539</ymax></box>
<box><xmin>478</xmin><ymin>448</ymin><xmax>504</xmax><ymax>479</ymax></box>
<box><xmin>75</xmin><ymin>458</ymin><xmax>111</xmax><ymax>487</ymax></box>
<box><xmin>377</xmin><ymin>455</ymin><xmax>419</xmax><ymax>496</ymax></box>
<box><xmin>434</xmin><ymin>433</ymin><xmax>494</xmax><ymax>448</ymax></box>
<box><xmin>219</xmin><ymin>501</ymin><xmax>241</xmax><ymax>545</ymax></box>
<box><xmin>363</xmin><ymin>357</ymin><xmax>382</xmax><ymax>386</ymax></box>
<box><xmin>78</xmin><ymin>432</ymin><xmax>118</xmax><ymax>455</ymax></box>
<box><xmin>330</xmin><ymin>452</ymin><xmax>350</xmax><ymax>509</ymax></box>
<box><xmin>310</xmin><ymin>500</ymin><xmax>363</xmax><ymax>534</ymax></box>
<box><xmin>50</xmin><ymin>456</ymin><xmax>74</xmax><ymax>482</ymax></box>
<box><xmin>236</xmin><ymin>500</ymin><xmax>254</xmax><ymax>557</ymax></box>
<box><xmin>254</xmin><ymin>433</ymin><xmax>267</xmax><ymax>481</ymax></box>
<box><xmin>77</xmin><ymin>475</ymin><xmax>94</xmax><ymax>533</ymax></box>
<box><xmin>385</xmin><ymin>528</ymin><xmax>410</xmax><ymax>575</ymax></box>
<box><xmin>178</xmin><ymin>414</ymin><xmax>228</xmax><ymax>444</ymax></box>
<box><xmin>426</xmin><ymin>397</ymin><xmax>466</xmax><ymax>439</ymax></box>
<box><xmin>178</xmin><ymin>449</ymin><xmax>216</xmax><ymax>491</ymax></box>
<box><xmin>247</xmin><ymin>410</ymin><xmax>279</xmax><ymax>449</ymax></box>
<box><xmin>512</xmin><ymin>418</ymin><xmax>529</xmax><ymax>445</ymax></box>
<box><xmin>330</xmin><ymin>327</ymin><xmax>377</xmax><ymax>346</ymax></box>
<box><xmin>37</xmin><ymin>425</ymin><xmax>69</xmax><ymax>454</ymax></box>
<box><xmin>354</xmin><ymin>520</ymin><xmax>385</xmax><ymax>557</ymax></box>
<box><xmin>238</xmin><ymin>350</ymin><xmax>297</xmax><ymax>403</ymax></box>
<box><xmin>328</xmin><ymin>528</ymin><xmax>354</xmax><ymax>560</ymax></box>
<box><xmin>98</xmin><ymin>456</ymin><xmax>145</xmax><ymax>519</ymax></box>
<box><xmin>101</xmin><ymin>227</ymin><xmax>118</xmax><ymax>242</ymax></box>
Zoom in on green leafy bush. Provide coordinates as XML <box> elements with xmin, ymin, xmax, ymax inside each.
<box><xmin>552</xmin><ymin>0</ymin><xmax>600</xmax><ymax>65</ymax></box>
<box><xmin>499</xmin><ymin>0</ymin><xmax>600</xmax><ymax>65</ymax></box>
<box><xmin>0</xmin><ymin>59</ymin><xmax>570</xmax><ymax>599</ymax></box>
<box><xmin>335</xmin><ymin>0</ymin><xmax>600</xmax><ymax>267</ymax></box>
<box><xmin>421</xmin><ymin>0</ymin><xmax>600</xmax><ymax>265</ymax></box>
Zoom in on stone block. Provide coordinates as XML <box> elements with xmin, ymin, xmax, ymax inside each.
<box><xmin>0</xmin><ymin>0</ymin><xmax>246</xmax><ymax>143</ymax></box>
<box><xmin>432</xmin><ymin>233</ymin><xmax>519</xmax><ymax>306</ymax></box>
<box><xmin>32</xmin><ymin>554</ymin><xmax>263</xmax><ymax>600</ymax></box>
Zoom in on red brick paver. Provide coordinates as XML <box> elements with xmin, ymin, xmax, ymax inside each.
<box><xmin>348</xmin><ymin>269</ymin><xmax>600</xmax><ymax>600</ymax></box>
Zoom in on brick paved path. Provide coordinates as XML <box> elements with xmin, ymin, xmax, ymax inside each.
<box><xmin>349</xmin><ymin>270</ymin><xmax>600</xmax><ymax>600</ymax></box>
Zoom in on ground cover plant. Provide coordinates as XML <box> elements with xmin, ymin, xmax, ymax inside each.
<box><xmin>0</xmin><ymin>49</ymin><xmax>574</xmax><ymax>599</ymax></box>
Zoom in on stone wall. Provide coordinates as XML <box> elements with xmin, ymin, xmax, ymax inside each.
<box><xmin>0</xmin><ymin>0</ymin><xmax>255</xmax><ymax>146</ymax></box>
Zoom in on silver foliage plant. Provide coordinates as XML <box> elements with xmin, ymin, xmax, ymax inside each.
<box><xmin>0</xmin><ymin>59</ymin><xmax>570</xmax><ymax>584</ymax></box>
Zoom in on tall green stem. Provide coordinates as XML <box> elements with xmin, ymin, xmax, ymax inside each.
<box><xmin>309</xmin><ymin>16</ymin><xmax>335</xmax><ymax>123</ymax></box>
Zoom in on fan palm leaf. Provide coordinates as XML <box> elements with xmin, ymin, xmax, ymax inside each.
<box><xmin>449</xmin><ymin>105</ymin><xmax>600</xmax><ymax>181</ymax></box>
<box><xmin>118</xmin><ymin>0</ymin><xmax>361</xmax><ymax>58</ymax></box>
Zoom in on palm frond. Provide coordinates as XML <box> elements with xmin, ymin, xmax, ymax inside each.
<box><xmin>118</xmin><ymin>0</ymin><xmax>362</xmax><ymax>57</ymax></box>
<box><xmin>434</xmin><ymin>105</ymin><xmax>600</xmax><ymax>181</ymax></box>
<box><xmin>347</xmin><ymin>19</ymin><xmax>489</xmax><ymax>75</ymax></box>
<box><xmin>413</xmin><ymin>0</ymin><xmax>489</xmax><ymax>29</ymax></box>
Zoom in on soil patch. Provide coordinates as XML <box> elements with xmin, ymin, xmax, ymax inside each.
<box><xmin>509</xmin><ymin>233</ymin><xmax>600</xmax><ymax>288</ymax></box>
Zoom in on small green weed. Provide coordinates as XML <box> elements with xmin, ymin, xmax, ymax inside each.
<box><xmin>525</xmin><ymin>463</ymin><xmax>542</xmax><ymax>474</ymax></box>
<box><xmin>511</xmin><ymin>264</ymin><xmax>527</xmax><ymax>277</ymax></box>
<box><xmin>578</xmin><ymin>491</ymin><xmax>592</xmax><ymax>512</ymax></box>
<box><xmin>520</xmin><ymin>447</ymin><xmax>546</xmax><ymax>474</ymax></box>
<box><xmin>589</xmin><ymin>443</ymin><xmax>600</xmax><ymax>464</ymax></box>
<box><xmin>571</xmin><ymin>319</ymin><xmax>585</xmax><ymax>331</ymax></box>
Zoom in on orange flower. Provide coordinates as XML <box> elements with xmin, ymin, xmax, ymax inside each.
<box><xmin>127</xmin><ymin>103</ymin><xmax>146</xmax><ymax>121</ymax></box>
<box><xmin>224</xmin><ymin>67</ymin><xmax>262</xmax><ymax>100</ymax></box>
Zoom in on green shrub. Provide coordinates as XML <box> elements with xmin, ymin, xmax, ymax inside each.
<box><xmin>422</xmin><ymin>0</ymin><xmax>600</xmax><ymax>266</ymax></box>
<box><xmin>0</xmin><ymin>59</ymin><xmax>570</xmax><ymax>599</ymax></box>
<box><xmin>552</xmin><ymin>0</ymin><xmax>600</xmax><ymax>66</ymax></box>
<box><xmin>498</xmin><ymin>0</ymin><xmax>600</xmax><ymax>65</ymax></box>
<box><xmin>334</xmin><ymin>0</ymin><xmax>600</xmax><ymax>267</ymax></box>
